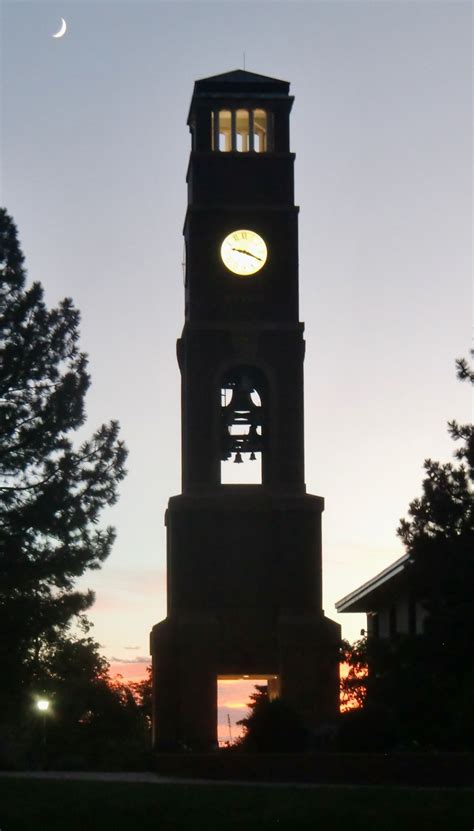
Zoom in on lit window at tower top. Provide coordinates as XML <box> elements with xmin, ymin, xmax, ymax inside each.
<box><xmin>211</xmin><ymin>109</ymin><xmax>271</xmax><ymax>152</ymax></box>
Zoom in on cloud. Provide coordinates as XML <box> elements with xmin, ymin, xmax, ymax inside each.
<box><xmin>111</xmin><ymin>655</ymin><xmax>149</xmax><ymax>664</ymax></box>
<box><xmin>123</xmin><ymin>646</ymin><xmax>140</xmax><ymax>650</ymax></box>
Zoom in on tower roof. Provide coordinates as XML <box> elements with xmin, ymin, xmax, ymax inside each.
<box><xmin>195</xmin><ymin>69</ymin><xmax>289</xmax><ymax>92</ymax></box>
<box><xmin>188</xmin><ymin>70</ymin><xmax>291</xmax><ymax>122</ymax></box>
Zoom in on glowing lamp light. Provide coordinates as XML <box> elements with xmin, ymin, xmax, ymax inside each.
<box><xmin>36</xmin><ymin>699</ymin><xmax>50</xmax><ymax>712</ymax></box>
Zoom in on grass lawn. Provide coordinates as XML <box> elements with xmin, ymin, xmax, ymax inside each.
<box><xmin>0</xmin><ymin>778</ymin><xmax>473</xmax><ymax>830</ymax></box>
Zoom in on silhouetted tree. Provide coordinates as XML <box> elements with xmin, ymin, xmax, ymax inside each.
<box><xmin>340</xmin><ymin>637</ymin><xmax>368</xmax><ymax>711</ymax></box>
<box><xmin>0</xmin><ymin>209</ymin><xmax>127</xmax><ymax>745</ymax></box>
<box><xmin>398</xmin><ymin>356</ymin><xmax>473</xmax><ymax>629</ymax></box>
<box><xmin>236</xmin><ymin>685</ymin><xmax>308</xmax><ymax>752</ymax></box>
<box><xmin>12</xmin><ymin>632</ymin><xmax>151</xmax><ymax>770</ymax></box>
<box><xmin>366</xmin><ymin>355</ymin><xmax>474</xmax><ymax>749</ymax></box>
<box><xmin>130</xmin><ymin>665</ymin><xmax>153</xmax><ymax>728</ymax></box>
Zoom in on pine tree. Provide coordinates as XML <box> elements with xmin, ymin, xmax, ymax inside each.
<box><xmin>365</xmin><ymin>355</ymin><xmax>474</xmax><ymax>749</ymax></box>
<box><xmin>0</xmin><ymin>209</ymin><xmax>127</xmax><ymax>719</ymax></box>
<box><xmin>236</xmin><ymin>685</ymin><xmax>308</xmax><ymax>752</ymax></box>
<box><xmin>398</xmin><ymin>354</ymin><xmax>473</xmax><ymax>638</ymax></box>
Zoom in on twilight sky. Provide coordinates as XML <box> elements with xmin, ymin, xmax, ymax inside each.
<box><xmin>2</xmin><ymin>0</ymin><xmax>472</xmax><ymax>735</ymax></box>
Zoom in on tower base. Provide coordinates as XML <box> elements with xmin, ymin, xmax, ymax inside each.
<box><xmin>150</xmin><ymin>611</ymin><xmax>340</xmax><ymax>751</ymax></box>
<box><xmin>151</xmin><ymin>490</ymin><xmax>341</xmax><ymax>750</ymax></box>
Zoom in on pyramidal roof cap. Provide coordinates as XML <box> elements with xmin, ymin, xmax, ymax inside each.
<box><xmin>197</xmin><ymin>69</ymin><xmax>288</xmax><ymax>85</ymax></box>
<box><xmin>192</xmin><ymin>69</ymin><xmax>290</xmax><ymax>97</ymax></box>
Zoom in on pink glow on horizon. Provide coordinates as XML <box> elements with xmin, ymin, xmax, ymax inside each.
<box><xmin>110</xmin><ymin>661</ymin><xmax>150</xmax><ymax>683</ymax></box>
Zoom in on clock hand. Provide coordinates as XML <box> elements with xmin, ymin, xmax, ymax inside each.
<box><xmin>231</xmin><ymin>247</ymin><xmax>263</xmax><ymax>261</ymax></box>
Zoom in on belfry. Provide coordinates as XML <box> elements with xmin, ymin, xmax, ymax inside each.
<box><xmin>150</xmin><ymin>70</ymin><xmax>340</xmax><ymax>750</ymax></box>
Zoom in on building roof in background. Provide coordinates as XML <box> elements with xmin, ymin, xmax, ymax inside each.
<box><xmin>336</xmin><ymin>554</ymin><xmax>411</xmax><ymax>613</ymax></box>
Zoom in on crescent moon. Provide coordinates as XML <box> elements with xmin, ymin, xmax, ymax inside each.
<box><xmin>52</xmin><ymin>18</ymin><xmax>67</xmax><ymax>38</ymax></box>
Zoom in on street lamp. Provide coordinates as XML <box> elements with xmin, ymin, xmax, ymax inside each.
<box><xmin>36</xmin><ymin>698</ymin><xmax>50</xmax><ymax>751</ymax></box>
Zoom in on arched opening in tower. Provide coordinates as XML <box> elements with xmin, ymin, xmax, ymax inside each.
<box><xmin>220</xmin><ymin>366</ymin><xmax>265</xmax><ymax>485</ymax></box>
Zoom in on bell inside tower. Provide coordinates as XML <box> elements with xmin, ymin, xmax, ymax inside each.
<box><xmin>220</xmin><ymin>366</ymin><xmax>265</xmax><ymax>484</ymax></box>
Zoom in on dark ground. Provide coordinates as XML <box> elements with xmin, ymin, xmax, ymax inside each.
<box><xmin>0</xmin><ymin>773</ymin><xmax>473</xmax><ymax>831</ymax></box>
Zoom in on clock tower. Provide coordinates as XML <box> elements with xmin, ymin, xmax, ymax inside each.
<box><xmin>150</xmin><ymin>70</ymin><xmax>340</xmax><ymax>750</ymax></box>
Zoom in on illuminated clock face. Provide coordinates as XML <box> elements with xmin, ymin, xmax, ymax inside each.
<box><xmin>220</xmin><ymin>229</ymin><xmax>267</xmax><ymax>276</ymax></box>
